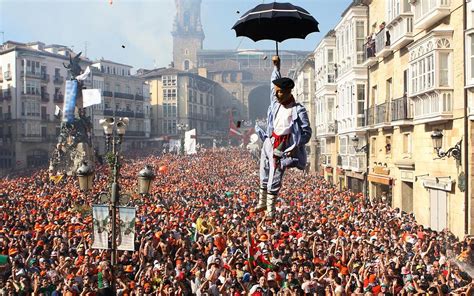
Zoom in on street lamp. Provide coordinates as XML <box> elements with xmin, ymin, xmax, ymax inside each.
<box><xmin>76</xmin><ymin>161</ymin><xmax>94</xmax><ymax>191</ymax></box>
<box><xmin>138</xmin><ymin>165</ymin><xmax>155</xmax><ymax>194</ymax></box>
<box><xmin>351</xmin><ymin>135</ymin><xmax>368</xmax><ymax>153</ymax></box>
<box><xmin>430</xmin><ymin>129</ymin><xmax>462</xmax><ymax>161</ymax></box>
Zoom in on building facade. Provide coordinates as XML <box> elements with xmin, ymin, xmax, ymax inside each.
<box><xmin>0</xmin><ymin>41</ymin><xmax>86</xmax><ymax>173</ymax></box>
<box><xmin>364</xmin><ymin>0</ymin><xmax>469</xmax><ymax>238</ymax></box>
<box><xmin>88</xmin><ymin>60</ymin><xmax>151</xmax><ymax>153</ymax></box>
<box><xmin>314</xmin><ymin>30</ymin><xmax>338</xmax><ymax>183</ymax></box>
<box><xmin>293</xmin><ymin>55</ymin><xmax>316</xmax><ymax>171</ymax></box>
<box><xmin>334</xmin><ymin>3</ymin><xmax>369</xmax><ymax>193</ymax></box>
<box><xmin>142</xmin><ymin>68</ymin><xmax>218</xmax><ymax>146</ymax></box>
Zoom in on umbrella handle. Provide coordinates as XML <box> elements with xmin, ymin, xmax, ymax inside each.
<box><xmin>275</xmin><ymin>41</ymin><xmax>279</xmax><ymax>57</ymax></box>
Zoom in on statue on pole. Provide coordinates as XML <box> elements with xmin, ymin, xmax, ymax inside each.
<box><xmin>49</xmin><ymin>52</ymin><xmax>95</xmax><ymax>176</ymax></box>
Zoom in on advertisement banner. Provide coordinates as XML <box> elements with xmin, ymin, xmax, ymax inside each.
<box><xmin>92</xmin><ymin>205</ymin><xmax>109</xmax><ymax>250</ymax></box>
<box><xmin>117</xmin><ymin>207</ymin><xmax>136</xmax><ymax>251</ymax></box>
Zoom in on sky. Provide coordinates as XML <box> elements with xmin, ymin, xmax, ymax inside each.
<box><xmin>1</xmin><ymin>0</ymin><xmax>352</xmax><ymax>71</ymax></box>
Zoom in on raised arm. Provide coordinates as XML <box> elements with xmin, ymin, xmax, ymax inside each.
<box><xmin>271</xmin><ymin>56</ymin><xmax>281</xmax><ymax>104</ymax></box>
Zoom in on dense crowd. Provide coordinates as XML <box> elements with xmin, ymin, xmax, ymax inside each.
<box><xmin>0</xmin><ymin>148</ymin><xmax>473</xmax><ymax>295</ymax></box>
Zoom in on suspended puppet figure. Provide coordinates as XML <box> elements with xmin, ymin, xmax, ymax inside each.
<box><xmin>254</xmin><ymin>56</ymin><xmax>312</xmax><ymax>220</ymax></box>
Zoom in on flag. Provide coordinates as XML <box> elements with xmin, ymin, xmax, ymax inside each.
<box><xmin>82</xmin><ymin>89</ymin><xmax>102</xmax><ymax>108</ymax></box>
<box><xmin>246</xmin><ymin>230</ymin><xmax>275</xmax><ymax>271</ymax></box>
<box><xmin>62</xmin><ymin>80</ymin><xmax>78</xmax><ymax>124</ymax></box>
<box><xmin>117</xmin><ymin>207</ymin><xmax>136</xmax><ymax>251</ymax></box>
<box><xmin>49</xmin><ymin>175</ymin><xmax>63</xmax><ymax>184</ymax></box>
<box><xmin>54</xmin><ymin>105</ymin><xmax>62</xmax><ymax>118</ymax></box>
<box><xmin>229</xmin><ymin>110</ymin><xmax>242</xmax><ymax>138</ymax></box>
<box><xmin>92</xmin><ymin>205</ymin><xmax>109</xmax><ymax>250</ymax></box>
<box><xmin>75</xmin><ymin>66</ymin><xmax>91</xmax><ymax>81</ymax></box>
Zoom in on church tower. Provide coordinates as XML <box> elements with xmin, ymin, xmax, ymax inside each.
<box><xmin>172</xmin><ymin>0</ymin><xmax>205</xmax><ymax>71</ymax></box>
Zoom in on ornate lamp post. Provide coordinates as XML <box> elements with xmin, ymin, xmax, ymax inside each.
<box><xmin>76</xmin><ymin>161</ymin><xmax>94</xmax><ymax>191</ymax></box>
<box><xmin>176</xmin><ymin>123</ymin><xmax>189</xmax><ymax>155</ymax></box>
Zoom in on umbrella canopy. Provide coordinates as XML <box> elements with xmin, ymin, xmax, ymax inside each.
<box><xmin>232</xmin><ymin>2</ymin><xmax>319</xmax><ymax>54</ymax></box>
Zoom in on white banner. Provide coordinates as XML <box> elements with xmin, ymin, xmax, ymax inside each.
<box><xmin>92</xmin><ymin>205</ymin><xmax>109</xmax><ymax>250</ymax></box>
<box><xmin>169</xmin><ymin>139</ymin><xmax>181</xmax><ymax>153</ymax></box>
<box><xmin>117</xmin><ymin>207</ymin><xmax>136</xmax><ymax>251</ymax></box>
<box><xmin>185</xmin><ymin>129</ymin><xmax>197</xmax><ymax>155</ymax></box>
<box><xmin>82</xmin><ymin>89</ymin><xmax>102</xmax><ymax>108</ymax></box>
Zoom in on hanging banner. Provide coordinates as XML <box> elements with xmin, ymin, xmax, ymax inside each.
<box><xmin>62</xmin><ymin>80</ymin><xmax>78</xmax><ymax>124</ymax></box>
<box><xmin>92</xmin><ymin>205</ymin><xmax>109</xmax><ymax>250</ymax></box>
<box><xmin>169</xmin><ymin>139</ymin><xmax>181</xmax><ymax>153</ymax></box>
<box><xmin>82</xmin><ymin>89</ymin><xmax>102</xmax><ymax>108</ymax></box>
<box><xmin>117</xmin><ymin>207</ymin><xmax>136</xmax><ymax>251</ymax></box>
<box><xmin>185</xmin><ymin>129</ymin><xmax>197</xmax><ymax>155</ymax></box>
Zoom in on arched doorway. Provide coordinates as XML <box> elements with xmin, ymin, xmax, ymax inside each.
<box><xmin>248</xmin><ymin>85</ymin><xmax>271</xmax><ymax>121</ymax></box>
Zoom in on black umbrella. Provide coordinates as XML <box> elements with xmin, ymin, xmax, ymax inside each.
<box><xmin>232</xmin><ymin>2</ymin><xmax>319</xmax><ymax>55</ymax></box>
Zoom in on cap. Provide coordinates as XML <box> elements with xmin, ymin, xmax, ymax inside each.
<box><xmin>272</xmin><ymin>77</ymin><xmax>295</xmax><ymax>90</ymax></box>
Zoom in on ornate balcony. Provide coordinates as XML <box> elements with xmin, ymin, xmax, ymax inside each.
<box><xmin>375</xmin><ymin>102</ymin><xmax>390</xmax><ymax>126</ymax></box>
<box><xmin>135</xmin><ymin>94</ymin><xmax>144</xmax><ymax>101</ymax></box>
<box><xmin>53</xmin><ymin>93</ymin><xmax>64</xmax><ymax>103</ymax></box>
<box><xmin>412</xmin><ymin>0</ymin><xmax>451</xmax><ymax>30</ymax></box>
<box><xmin>375</xmin><ymin>28</ymin><xmax>392</xmax><ymax>58</ymax></box>
<box><xmin>114</xmin><ymin>92</ymin><xmax>134</xmax><ymax>100</ymax></box>
<box><xmin>387</xmin><ymin>16</ymin><xmax>414</xmax><ymax>51</ymax></box>
<box><xmin>102</xmin><ymin>90</ymin><xmax>113</xmax><ymax>97</ymax></box>
<box><xmin>362</xmin><ymin>43</ymin><xmax>377</xmax><ymax>67</ymax></box>
<box><xmin>135</xmin><ymin>112</ymin><xmax>145</xmax><ymax>118</ymax></box>
<box><xmin>411</xmin><ymin>90</ymin><xmax>453</xmax><ymax>124</ymax></box>
<box><xmin>53</xmin><ymin>75</ymin><xmax>64</xmax><ymax>85</ymax></box>
<box><xmin>41</xmin><ymin>92</ymin><xmax>50</xmax><ymax>103</ymax></box>
<box><xmin>391</xmin><ymin>96</ymin><xmax>413</xmax><ymax>125</ymax></box>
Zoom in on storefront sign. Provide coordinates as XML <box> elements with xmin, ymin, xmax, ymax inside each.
<box><xmin>373</xmin><ymin>166</ymin><xmax>390</xmax><ymax>175</ymax></box>
<box><xmin>422</xmin><ymin>178</ymin><xmax>453</xmax><ymax>192</ymax></box>
<box><xmin>346</xmin><ymin>171</ymin><xmax>365</xmax><ymax>180</ymax></box>
<box><xmin>368</xmin><ymin>174</ymin><xmax>392</xmax><ymax>186</ymax></box>
<box><xmin>400</xmin><ymin>170</ymin><xmax>414</xmax><ymax>182</ymax></box>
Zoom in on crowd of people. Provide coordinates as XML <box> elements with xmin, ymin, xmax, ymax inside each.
<box><xmin>1</xmin><ymin>148</ymin><xmax>474</xmax><ymax>295</ymax></box>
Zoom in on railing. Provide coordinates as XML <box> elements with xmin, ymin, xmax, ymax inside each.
<box><xmin>389</xmin><ymin>16</ymin><xmax>413</xmax><ymax>46</ymax></box>
<box><xmin>53</xmin><ymin>75</ymin><xmax>64</xmax><ymax>84</ymax></box>
<box><xmin>116</xmin><ymin>110</ymin><xmax>135</xmax><ymax>117</ymax></box>
<box><xmin>4</xmin><ymin>71</ymin><xmax>12</xmax><ymax>80</ymax></box>
<box><xmin>135</xmin><ymin>94</ymin><xmax>144</xmax><ymax>101</ymax></box>
<box><xmin>375</xmin><ymin>102</ymin><xmax>389</xmax><ymax>124</ymax></box>
<box><xmin>41</xmin><ymin>92</ymin><xmax>50</xmax><ymax>102</ymax></box>
<box><xmin>375</xmin><ymin>28</ymin><xmax>391</xmax><ymax>55</ymax></box>
<box><xmin>42</xmin><ymin>73</ymin><xmax>50</xmax><ymax>82</ymax></box>
<box><xmin>102</xmin><ymin>90</ymin><xmax>113</xmax><ymax>97</ymax></box>
<box><xmin>114</xmin><ymin>92</ymin><xmax>134</xmax><ymax>100</ymax></box>
<box><xmin>366</xmin><ymin>107</ymin><xmax>375</xmax><ymax>125</ymax></box>
<box><xmin>0</xmin><ymin>113</ymin><xmax>12</xmax><ymax>120</ymax></box>
<box><xmin>3</xmin><ymin>92</ymin><xmax>11</xmax><ymax>101</ymax></box>
<box><xmin>391</xmin><ymin>96</ymin><xmax>412</xmax><ymax>121</ymax></box>
<box><xmin>135</xmin><ymin>112</ymin><xmax>145</xmax><ymax>118</ymax></box>
<box><xmin>126</xmin><ymin>131</ymin><xmax>146</xmax><ymax>137</ymax></box>
<box><xmin>104</xmin><ymin>109</ymin><xmax>114</xmax><ymax>116</ymax></box>
<box><xmin>362</xmin><ymin>43</ymin><xmax>376</xmax><ymax>63</ymax></box>
<box><xmin>53</xmin><ymin>94</ymin><xmax>64</xmax><ymax>103</ymax></box>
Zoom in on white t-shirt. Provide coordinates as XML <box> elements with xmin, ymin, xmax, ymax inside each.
<box><xmin>273</xmin><ymin>105</ymin><xmax>293</xmax><ymax>136</ymax></box>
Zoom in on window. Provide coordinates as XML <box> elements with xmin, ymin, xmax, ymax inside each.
<box><xmin>439</xmin><ymin>52</ymin><xmax>449</xmax><ymax>86</ymax></box>
<box><xmin>340</xmin><ymin>136</ymin><xmax>347</xmax><ymax>155</ymax></box>
<box><xmin>385</xmin><ymin>136</ymin><xmax>392</xmax><ymax>155</ymax></box>
<box><xmin>162</xmin><ymin>75</ymin><xmax>177</xmax><ymax>86</ymax></box>
<box><xmin>403</xmin><ymin>133</ymin><xmax>412</xmax><ymax>154</ymax></box>
<box><xmin>163</xmin><ymin>88</ymin><xmax>177</xmax><ymax>100</ymax></box>
<box><xmin>470</xmin><ymin>35</ymin><xmax>474</xmax><ymax>80</ymax></box>
<box><xmin>184</xmin><ymin>60</ymin><xmax>190</xmax><ymax>70</ymax></box>
<box><xmin>371</xmin><ymin>85</ymin><xmax>377</xmax><ymax>107</ymax></box>
<box><xmin>354</xmin><ymin>85</ymin><xmax>364</xmax><ymax>109</ymax></box>
<box><xmin>356</xmin><ymin>21</ymin><xmax>365</xmax><ymax>64</ymax></box>
<box><xmin>386</xmin><ymin>78</ymin><xmax>392</xmax><ymax>102</ymax></box>
<box><xmin>371</xmin><ymin>137</ymin><xmax>376</xmax><ymax>155</ymax></box>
